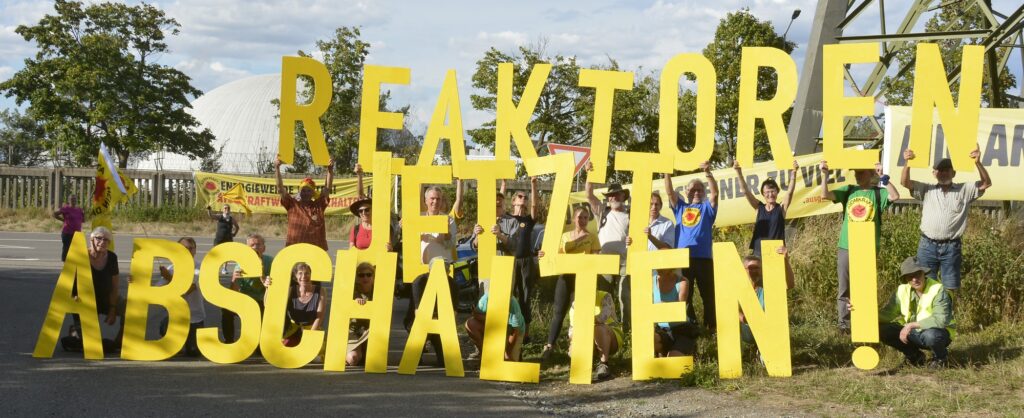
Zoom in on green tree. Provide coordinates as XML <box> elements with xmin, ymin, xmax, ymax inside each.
<box><xmin>880</xmin><ymin>4</ymin><xmax>1017</xmax><ymax>107</ymax></box>
<box><xmin>469</xmin><ymin>42</ymin><xmax>584</xmax><ymax>155</ymax></box>
<box><xmin>283</xmin><ymin>26</ymin><xmax>415</xmax><ymax>174</ymax></box>
<box><xmin>702</xmin><ymin>9</ymin><xmax>796</xmax><ymax>165</ymax></box>
<box><xmin>0</xmin><ymin>0</ymin><xmax>215</xmax><ymax>169</ymax></box>
<box><xmin>0</xmin><ymin>109</ymin><xmax>50</xmax><ymax>166</ymax></box>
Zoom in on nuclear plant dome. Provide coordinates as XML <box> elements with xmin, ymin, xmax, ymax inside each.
<box><xmin>136</xmin><ymin>74</ymin><xmax>283</xmax><ymax>174</ymax></box>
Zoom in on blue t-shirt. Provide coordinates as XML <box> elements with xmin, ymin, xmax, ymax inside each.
<box><xmin>673</xmin><ymin>199</ymin><xmax>717</xmax><ymax>259</ymax></box>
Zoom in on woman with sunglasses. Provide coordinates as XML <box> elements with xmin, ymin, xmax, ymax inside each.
<box><xmin>346</xmin><ymin>262</ymin><xmax>376</xmax><ymax>366</ymax></box>
<box><xmin>350</xmin><ymin>163</ymin><xmax>392</xmax><ymax>251</ymax></box>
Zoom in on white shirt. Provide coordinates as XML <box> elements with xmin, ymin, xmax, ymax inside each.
<box><xmin>647</xmin><ymin>215</ymin><xmax>676</xmax><ymax>251</ymax></box>
<box><xmin>163</xmin><ymin>260</ymin><xmax>205</xmax><ymax>323</ymax></box>
<box><xmin>420</xmin><ymin>214</ymin><xmax>457</xmax><ymax>265</ymax></box>
<box><xmin>598</xmin><ymin>209</ymin><xmax>630</xmax><ymax>273</ymax></box>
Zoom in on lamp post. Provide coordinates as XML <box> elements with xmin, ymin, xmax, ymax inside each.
<box><xmin>782</xmin><ymin>9</ymin><xmax>801</xmax><ymax>42</ymax></box>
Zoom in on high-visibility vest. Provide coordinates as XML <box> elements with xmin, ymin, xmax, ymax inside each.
<box><xmin>896</xmin><ymin>278</ymin><xmax>957</xmax><ymax>339</ymax></box>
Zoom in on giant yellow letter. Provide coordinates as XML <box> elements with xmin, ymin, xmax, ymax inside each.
<box><xmin>33</xmin><ymin>232</ymin><xmax>104</xmax><ymax>359</ymax></box>
<box><xmin>398</xmin><ymin>259</ymin><xmax>464</xmax><ymax>377</ymax></box>
<box><xmin>909</xmin><ymin>43</ymin><xmax>984</xmax><ymax>171</ymax></box>
<box><xmin>453</xmin><ymin>159</ymin><xmax>516</xmax><ymax>282</ymax></box>
<box><xmin>261</xmin><ymin>244</ymin><xmax>333</xmax><ymax>368</ymax></box>
<box><xmin>479</xmin><ymin>256</ymin><xmax>540</xmax><ymax>383</ymax></box>
<box><xmin>496</xmin><ymin>62</ymin><xmax>550</xmax><ymax>161</ymax></box>
<box><xmin>359</xmin><ymin>65</ymin><xmax>411</xmax><ymax>171</ymax></box>
<box><xmin>419</xmin><ymin>70</ymin><xmax>468</xmax><ymax>166</ymax></box>
<box><xmin>822</xmin><ymin>43</ymin><xmax>879</xmax><ymax>169</ymax></box>
<box><xmin>659</xmin><ymin>53</ymin><xmax>716</xmax><ymax>171</ymax></box>
<box><xmin>562</xmin><ymin>254</ymin><xmax>620</xmax><ymax>384</ymax></box>
<box><xmin>524</xmin><ymin>153</ymin><xmax>575</xmax><ymax>277</ymax></box>
<box><xmin>849</xmin><ymin>222</ymin><xmax>880</xmax><ymax>370</ymax></box>
<box><xmin>279</xmin><ymin>56</ymin><xmax>332</xmax><ymax>166</ymax></box>
<box><xmin>737</xmin><ymin>47</ymin><xmax>797</xmax><ymax>168</ymax></box>
<box><xmin>121</xmin><ymin>239</ymin><xmax>195</xmax><ymax>361</ymax></box>
<box><xmin>713</xmin><ymin>241</ymin><xmax>791</xmax><ymax>378</ymax></box>
<box><xmin>196</xmin><ymin>242</ymin><xmax>264</xmax><ymax>363</ymax></box>
<box><xmin>578</xmin><ymin>68</ymin><xmax>633</xmax><ymax>183</ymax></box>
<box><xmin>399</xmin><ymin>163</ymin><xmax>453</xmax><ymax>282</ymax></box>
<box><xmin>324</xmin><ymin>248</ymin><xmax>397</xmax><ymax>373</ymax></box>
<box><xmin>628</xmin><ymin>249</ymin><xmax>691</xmax><ymax>380</ymax></box>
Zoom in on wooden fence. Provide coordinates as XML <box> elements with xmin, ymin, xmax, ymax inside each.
<box><xmin>0</xmin><ymin>167</ymin><xmax>195</xmax><ymax>210</ymax></box>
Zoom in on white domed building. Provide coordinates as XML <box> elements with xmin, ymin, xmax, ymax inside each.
<box><xmin>135</xmin><ymin>74</ymin><xmax>283</xmax><ymax>174</ymax></box>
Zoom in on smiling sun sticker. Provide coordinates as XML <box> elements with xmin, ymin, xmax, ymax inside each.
<box><xmin>846</xmin><ymin>196</ymin><xmax>875</xmax><ymax>222</ymax></box>
<box><xmin>681</xmin><ymin>207</ymin><xmax>702</xmax><ymax>227</ymax></box>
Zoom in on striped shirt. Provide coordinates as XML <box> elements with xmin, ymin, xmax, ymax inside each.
<box><xmin>910</xmin><ymin>180</ymin><xmax>981</xmax><ymax>240</ymax></box>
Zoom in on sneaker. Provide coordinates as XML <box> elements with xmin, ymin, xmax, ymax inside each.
<box><xmin>905</xmin><ymin>354</ymin><xmax>926</xmax><ymax>367</ymax></box>
<box><xmin>594</xmin><ymin>362</ymin><xmax>611</xmax><ymax>381</ymax></box>
<box><xmin>467</xmin><ymin>347</ymin><xmax>481</xmax><ymax>360</ymax></box>
<box><xmin>540</xmin><ymin>345</ymin><xmax>554</xmax><ymax>363</ymax></box>
<box><xmin>927</xmin><ymin>359</ymin><xmax>947</xmax><ymax>369</ymax></box>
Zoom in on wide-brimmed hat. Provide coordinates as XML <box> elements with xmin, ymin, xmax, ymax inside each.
<box><xmin>602</xmin><ymin>183</ymin><xmax>631</xmax><ymax>200</ymax></box>
<box><xmin>899</xmin><ymin>256</ymin><xmax>929</xmax><ymax>278</ymax></box>
<box><xmin>349</xmin><ymin>197</ymin><xmax>372</xmax><ymax>216</ymax></box>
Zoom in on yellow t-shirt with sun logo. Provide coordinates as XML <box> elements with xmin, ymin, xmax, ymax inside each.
<box><xmin>832</xmin><ymin>185</ymin><xmax>890</xmax><ymax>250</ymax></box>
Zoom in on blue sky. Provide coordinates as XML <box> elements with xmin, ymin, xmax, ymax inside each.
<box><xmin>1</xmin><ymin>0</ymin><xmax>1022</xmax><ymax>133</ymax></box>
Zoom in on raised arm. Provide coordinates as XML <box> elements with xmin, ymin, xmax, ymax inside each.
<box><xmin>205</xmin><ymin>206</ymin><xmax>219</xmax><ymax>221</ymax></box>
<box><xmin>733</xmin><ymin>161</ymin><xmax>759</xmax><ymax>210</ymax></box>
<box><xmin>529</xmin><ymin>176</ymin><xmax>538</xmax><ymax>219</ymax></box>
<box><xmin>355</xmin><ymin>163</ymin><xmax>366</xmax><ymax>199</ymax></box>
<box><xmin>781</xmin><ymin>159</ymin><xmax>798</xmax><ymax>211</ymax></box>
<box><xmin>664</xmin><ymin>172</ymin><xmax>679</xmax><ymax>209</ymax></box>
<box><xmin>584</xmin><ymin>162</ymin><xmax>602</xmax><ymax>217</ymax></box>
<box><xmin>878</xmin><ymin>162</ymin><xmax>899</xmax><ymax>201</ymax></box>
<box><xmin>274</xmin><ymin>158</ymin><xmax>288</xmax><ymax>201</ymax></box>
<box><xmin>452</xmin><ymin>178</ymin><xmax>465</xmax><ymax>219</ymax></box>
<box><xmin>703</xmin><ymin>161</ymin><xmax>719</xmax><ymax>210</ymax></box>
<box><xmin>972</xmin><ymin>148</ymin><xmax>992</xmax><ymax>192</ymax></box>
<box><xmin>900</xmin><ymin>149</ymin><xmax>915</xmax><ymax>192</ymax></box>
<box><xmin>322</xmin><ymin>159</ymin><xmax>335</xmax><ymax>199</ymax></box>
<box><xmin>819</xmin><ymin>161</ymin><xmax>836</xmax><ymax>201</ymax></box>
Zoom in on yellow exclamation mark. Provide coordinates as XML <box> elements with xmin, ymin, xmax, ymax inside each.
<box><xmin>849</xmin><ymin>222</ymin><xmax>880</xmax><ymax>370</ymax></box>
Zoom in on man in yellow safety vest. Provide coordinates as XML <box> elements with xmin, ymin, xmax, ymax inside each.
<box><xmin>879</xmin><ymin>256</ymin><xmax>956</xmax><ymax>369</ymax></box>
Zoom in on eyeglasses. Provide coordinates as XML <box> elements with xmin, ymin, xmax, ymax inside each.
<box><xmin>91</xmin><ymin>236</ymin><xmax>109</xmax><ymax>242</ymax></box>
<box><xmin>358</xmin><ymin>208</ymin><xmax>371</xmax><ymax>214</ymax></box>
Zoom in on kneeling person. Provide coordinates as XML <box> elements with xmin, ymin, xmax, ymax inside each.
<box><xmin>653</xmin><ymin>268</ymin><xmax>699</xmax><ymax>357</ymax></box>
<box><xmin>878</xmin><ymin>256</ymin><xmax>955</xmax><ymax>368</ymax></box>
<box><xmin>569</xmin><ymin>290</ymin><xmax>623</xmax><ymax>381</ymax></box>
<box><xmin>465</xmin><ymin>292</ymin><xmax>525</xmax><ymax>362</ymax></box>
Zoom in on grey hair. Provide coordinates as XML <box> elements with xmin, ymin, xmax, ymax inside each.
<box><xmin>90</xmin><ymin>226</ymin><xmax>113</xmax><ymax>240</ymax></box>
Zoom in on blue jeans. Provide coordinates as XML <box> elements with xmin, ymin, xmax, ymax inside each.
<box><xmin>879</xmin><ymin>323</ymin><xmax>951</xmax><ymax>362</ymax></box>
<box><xmin>917</xmin><ymin>236</ymin><xmax>962</xmax><ymax>290</ymax></box>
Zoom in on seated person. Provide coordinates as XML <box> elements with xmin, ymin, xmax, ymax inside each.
<box><xmin>878</xmin><ymin>256</ymin><xmax>955</xmax><ymax>369</ymax></box>
<box><xmin>157</xmin><ymin>237</ymin><xmax>205</xmax><ymax>357</ymax></box>
<box><xmin>465</xmin><ymin>292</ymin><xmax>525</xmax><ymax>362</ymax></box>
<box><xmin>739</xmin><ymin>246</ymin><xmax>795</xmax><ymax>347</ymax></box>
<box><xmin>346</xmin><ymin>262</ymin><xmax>375</xmax><ymax>366</ymax></box>
<box><xmin>652</xmin><ymin>268</ymin><xmax>699</xmax><ymax>357</ymax></box>
<box><xmin>569</xmin><ymin>290</ymin><xmax>623</xmax><ymax>382</ymax></box>
<box><xmin>274</xmin><ymin>263</ymin><xmax>326</xmax><ymax>347</ymax></box>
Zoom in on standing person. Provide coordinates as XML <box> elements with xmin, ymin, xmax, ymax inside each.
<box><xmin>665</xmin><ymin>162</ymin><xmax>719</xmax><ymax>331</ymax></box>
<box><xmin>208</xmin><ymin>204</ymin><xmax>239</xmax><ymax>275</ymax></box>
<box><xmin>584</xmin><ymin>161</ymin><xmax>632</xmax><ymax>332</ymax></box>
<box><xmin>819</xmin><ymin>160</ymin><xmax>900</xmax><ymax>334</ymax></box>
<box><xmin>652</xmin><ymin>267</ymin><xmax>697</xmax><ymax>357</ymax></box>
<box><xmin>346</xmin><ymin>262</ymin><xmax>376</xmax><ymax>366</ymax></box>
<box><xmin>540</xmin><ymin>206</ymin><xmax>601</xmax><ymax>362</ymax></box>
<box><xmin>568</xmin><ymin>289</ymin><xmax>622</xmax><ymax>382</ymax></box>
<box><xmin>407</xmin><ymin>185</ymin><xmax>458</xmax><ymax>367</ymax></box>
<box><xmin>900</xmin><ymin>149</ymin><xmax>991</xmax><ymax>292</ymax></box>
<box><xmin>66</xmin><ymin>227</ymin><xmax>124</xmax><ymax>352</ymax></box>
<box><xmin>734</xmin><ymin>160</ymin><xmax>799</xmax><ymax>256</ymax></box>
<box><xmin>644</xmin><ymin>192</ymin><xmax>675</xmax><ymax>251</ymax></box>
<box><xmin>276</xmin><ymin>263</ymin><xmax>327</xmax><ymax>347</ymax></box>
<box><xmin>878</xmin><ymin>256</ymin><xmax>956</xmax><ymax>368</ymax></box>
<box><xmin>53</xmin><ymin>194</ymin><xmax>84</xmax><ymax>262</ymax></box>
<box><xmin>275</xmin><ymin>157</ymin><xmax>335</xmax><ymax>251</ymax></box>
<box><xmin>157</xmin><ymin>237</ymin><xmax>204</xmax><ymax>357</ymax></box>
<box><xmin>506</xmin><ymin>177</ymin><xmax>540</xmax><ymax>341</ymax></box>
<box><xmin>226</xmin><ymin>233</ymin><xmax>274</xmax><ymax>343</ymax></box>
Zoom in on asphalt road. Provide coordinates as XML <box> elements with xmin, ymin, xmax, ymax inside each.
<box><xmin>0</xmin><ymin>231</ymin><xmax>546</xmax><ymax>417</ymax></box>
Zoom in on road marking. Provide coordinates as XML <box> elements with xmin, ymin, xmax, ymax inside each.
<box><xmin>0</xmin><ymin>238</ymin><xmax>60</xmax><ymax>242</ymax></box>
<box><xmin>0</xmin><ymin>258</ymin><xmax>41</xmax><ymax>261</ymax></box>
<box><xmin>0</xmin><ymin>244</ymin><xmax>33</xmax><ymax>249</ymax></box>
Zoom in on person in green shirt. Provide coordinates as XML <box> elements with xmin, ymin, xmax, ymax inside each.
<box><xmin>877</xmin><ymin>256</ymin><xmax>955</xmax><ymax>369</ymax></box>
<box><xmin>224</xmin><ymin>233</ymin><xmax>274</xmax><ymax>343</ymax></box>
<box><xmin>819</xmin><ymin>160</ymin><xmax>899</xmax><ymax>334</ymax></box>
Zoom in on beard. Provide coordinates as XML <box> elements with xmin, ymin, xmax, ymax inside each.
<box><xmin>609</xmin><ymin>201</ymin><xmax>624</xmax><ymax>210</ymax></box>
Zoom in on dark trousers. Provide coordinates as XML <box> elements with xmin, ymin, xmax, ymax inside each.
<box><xmin>511</xmin><ymin>257</ymin><xmax>540</xmax><ymax>332</ymax></box>
<box><xmin>406</xmin><ymin>272</ymin><xmax>456</xmax><ymax>366</ymax></box>
<box><xmin>61</xmin><ymin>232</ymin><xmax>73</xmax><ymax>262</ymax></box>
<box><xmin>683</xmin><ymin>258</ymin><xmax>716</xmax><ymax>330</ymax></box>
<box><xmin>879</xmin><ymin>323</ymin><xmax>951</xmax><ymax>362</ymax></box>
<box><xmin>547</xmin><ymin>274</ymin><xmax>575</xmax><ymax>346</ymax></box>
<box><xmin>221</xmin><ymin>301</ymin><xmax>264</xmax><ymax>344</ymax></box>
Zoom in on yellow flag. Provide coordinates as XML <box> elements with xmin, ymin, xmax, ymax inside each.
<box><xmin>89</xmin><ymin>144</ymin><xmax>138</xmax><ymax>250</ymax></box>
<box><xmin>220</xmin><ymin>183</ymin><xmax>253</xmax><ymax>215</ymax></box>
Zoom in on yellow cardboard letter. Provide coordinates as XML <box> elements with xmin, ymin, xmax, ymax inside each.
<box><xmin>524</xmin><ymin>153</ymin><xmax>574</xmax><ymax>276</ymax></box>
<box><xmin>324</xmin><ymin>248</ymin><xmax>397</xmax><ymax>373</ymax></box>
<box><xmin>479</xmin><ymin>256</ymin><xmax>540</xmax><ymax>383</ymax></box>
<box><xmin>121</xmin><ymin>239</ymin><xmax>195</xmax><ymax>361</ymax></box>
<box><xmin>360</xmin><ymin>65</ymin><xmax>411</xmax><ymax>171</ymax></box>
<box><xmin>261</xmin><ymin>244</ymin><xmax>333</xmax><ymax>368</ymax></box>
<box><xmin>453</xmin><ymin>159</ymin><xmax>515</xmax><ymax>280</ymax></box>
<box><xmin>909</xmin><ymin>43</ymin><xmax>984</xmax><ymax>171</ymax></box>
<box><xmin>737</xmin><ymin>47</ymin><xmax>797</xmax><ymax>168</ymax></box>
<box><xmin>628</xmin><ymin>249</ymin><xmax>692</xmax><ymax>380</ymax></box>
<box><xmin>196</xmin><ymin>242</ymin><xmax>264</xmax><ymax>363</ymax></box>
<box><xmin>33</xmin><ymin>232</ymin><xmax>104</xmax><ymax>359</ymax></box>
<box><xmin>849</xmin><ymin>222</ymin><xmax>880</xmax><ymax>370</ymax></box>
<box><xmin>279</xmin><ymin>56</ymin><xmax>332</xmax><ymax>165</ymax></box>
<box><xmin>563</xmin><ymin>254</ymin><xmax>620</xmax><ymax>384</ymax></box>
<box><xmin>398</xmin><ymin>259</ymin><xmax>464</xmax><ymax>377</ymax></box>
<box><xmin>496</xmin><ymin>62</ymin><xmax>549</xmax><ymax>161</ymax></box>
<box><xmin>419</xmin><ymin>70</ymin><xmax>468</xmax><ymax>166</ymax></box>
<box><xmin>578</xmin><ymin>69</ymin><xmax>634</xmax><ymax>183</ymax></box>
<box><xmin>659</xmin><ymin>53</ymin><xmax>716</xmax><ymax>171</ymax></box>
<box><xmin>822</xmin><ymin>43</ymin><xmax>879</xmax><ymax>169</ymax></box>
<box><xmin>399</xmin><ymin>163</ymin><xmax>453</xmax><ymax>282</ymax></box>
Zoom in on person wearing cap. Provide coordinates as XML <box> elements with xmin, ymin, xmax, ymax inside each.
<box><xmin>585</xmin><ymin>161</ymin><xmax>632</xmax><ymax>331</ymax></box>
<box><xmin>275</xmin><ymin>157</ymin><xmax>335</xmax><ymax>251</ymax></box>
<box><xmin>900</xmin><ymin>149</ymin><xmax>991</xmax><ymax>292</ymax></box>
<box><xmin>819</xmin><ymin>159</ymin><xmax>900</xmax><ymax>334</ymax></box>
<box><xmin>665</xmin><ymin>161</ymin><xmax>719</xmax><ymax>331</ymax></box>
<box><xmin>349</xmin><ymin>163</ymin><xmax>394</xmax><ymax>251</ymax></box>
<box><xmin>877</xmin><ymin>256</ymin><xmax>956</xmax><ymax>368</ymax></box>
<box><xmin>734</xmin><ymin>159</ymin><xmax>800</xmax><ymax>256</ymax></box>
